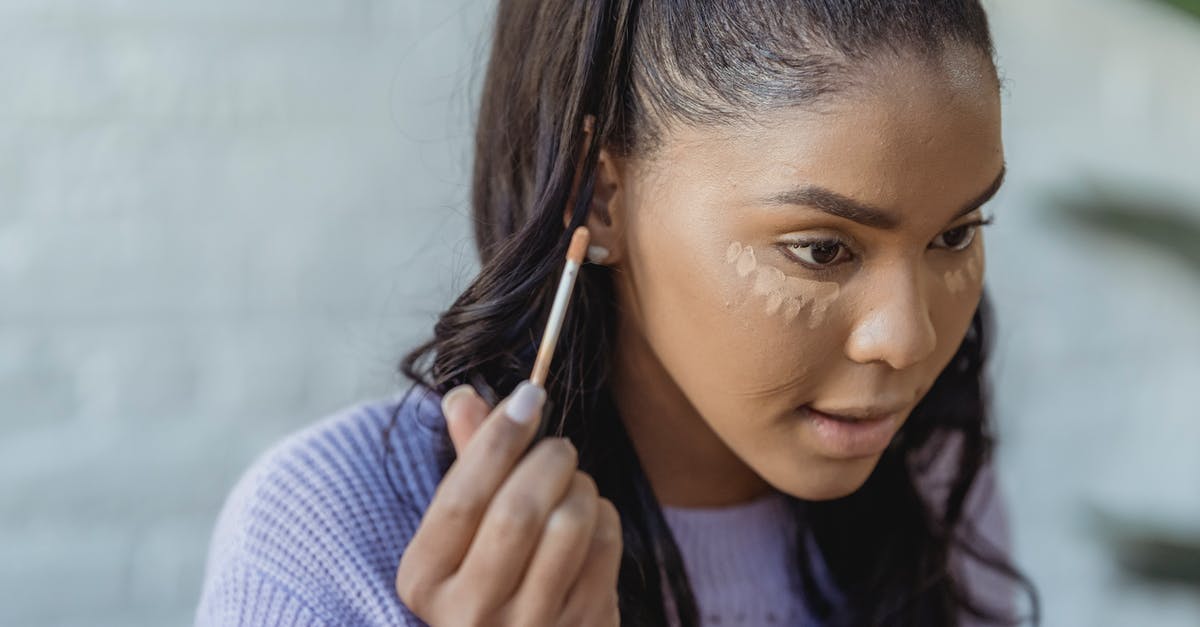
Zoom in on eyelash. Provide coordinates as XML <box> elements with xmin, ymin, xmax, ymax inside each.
<box><xmin>779</xmin><ymin>216</ymin><xmax>995</xmax><ymax>277</ymax></box>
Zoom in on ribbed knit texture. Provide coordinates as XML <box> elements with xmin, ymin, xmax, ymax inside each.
<box><xmin>660</xmin><ymin>489</ymin><xmax>819</xmax><ymax>625</ymax></box>
<box><xmin>195</xmin><ymin>386</ymin><xmax>450</xmax><ymax>626</ymax></box>
<box><xmin>195</xmin><ymin>384</ymin><xmax>1016</xmax><ymax>626</ymax></box>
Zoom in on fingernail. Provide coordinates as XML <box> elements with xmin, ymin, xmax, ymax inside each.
<box><xmin>440</xmin><ymin>383</ymin><xmax>476</xmax><ymax>418</ymax></box>
<box><xmin>505</xmin><ymin>380</ymin><xmax>545</xmax><ymax>424</ymax></box>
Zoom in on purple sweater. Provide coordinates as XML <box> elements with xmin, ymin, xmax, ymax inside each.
<box><xmin>195</xmin><ymin>384</ymin><xmax>1015</xmax><ymax>626</ymax></box>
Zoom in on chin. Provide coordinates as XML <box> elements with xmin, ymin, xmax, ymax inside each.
<box><xmin>783</xmin><ymin>454</ymin><xmax>883</xmax><ymax>501</ymax></box>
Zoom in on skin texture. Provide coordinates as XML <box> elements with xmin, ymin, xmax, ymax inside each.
<box><xmin>581</xmin><ymin>45</ymin><xmax>1003</xmax><ymax>506</ymax></box>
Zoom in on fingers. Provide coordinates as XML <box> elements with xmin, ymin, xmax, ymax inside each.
<box><xmin>441</xmin><ymin>383</ymin><xmax>493</xmax><ymax>454</ymax></box>
<box><xmin>402</xmin><ymin>381</ymin><xmax>546</xmax><ymax>584</ymax></box>
<box><xmin>451</xmin><ymin>436</ymin><xmax>580</xmax><ymax>612</ymax></box>
<box><xmin>508</xmin><ymin>471</ymin><xmax>600</xmax><ymax>624</ymax></box>
<box><xmin>558</xmin><ymin>497</ymin><xmax>623</xmax><ymax>627</ymax></box>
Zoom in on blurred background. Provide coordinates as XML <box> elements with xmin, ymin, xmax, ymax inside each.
<box><xmin>1</xmin><ymin>0</ymin><xmax>1197</xmax><ymax>625</ymax></box>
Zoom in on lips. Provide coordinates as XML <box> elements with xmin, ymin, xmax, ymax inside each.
<box><xmin>799</xmin><ymin>404</ymin><xmax>905</xmax><ymax>458</ymax></box>
<box><xmin>806</xmin><ymin>405</ymin><xmax>905</xmax><ymax>422</ymax></box>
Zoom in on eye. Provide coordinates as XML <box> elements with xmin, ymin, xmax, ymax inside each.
<box><xmin>931</xmin><ymin>216</ymin><xmax>994</xmax><ymax>251</ymax></box>
<box><xmin>781</xmin><ymin>238</ymin><xmax>852</xmax><ymax>271</ymax></box>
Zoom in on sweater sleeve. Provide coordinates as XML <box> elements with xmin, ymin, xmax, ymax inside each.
<box><xmin>196</xmin><ymin>559</ymin><xmax>334</xmax><ymax>627</ymax></box>
<box><xmin>193</xmin><ymin>398</ymin><xmax>441</xmax><ymax>627</ymax></box>
<box><xmin>193</xmin><ymin>438</ymin><xmax>344</xmax><ymax>627</ymax></box>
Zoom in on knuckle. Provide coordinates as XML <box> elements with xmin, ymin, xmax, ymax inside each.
<box><xmin>490</xmin><ymin>494</ymin><xmax>543</xmax><ymax>537</ymax></box>
<box><xmin>595</xmin><ymin>523</ymin><xmax>622</xmax><ymax>552</ymax></box>
<box><xmin>536</xmin><ymin>437</ymin><xmax>577</xmax><ymax>467</ymax></box>
<box><xmin>544</xmin><ymin>501</ymin><xmax>591</xmax><ymax>538</ymax></box>
<box><xmin>543</xmin><ymin>472</ymin><xmax>601</xmax><ymax>537</ymax></box>
<box><xmin>594</xmin><ymin>499</ymin><xmax>623</xmax><ymax>550</ymax></box>
<box><xmin>597</xmin><ymin>497</ymin><xmax>620</xmax><ymax>526</ymax></box>
<box><xmin>560</xmin><ymin>438</ymin><xmax>579</xmax><ymax>464</ymax></box>
<box><xmin>573</xmin><ymin>470</ymin><xmax>599</xmax><ymax>498</ymax></box>
<box><xmin>464</xmin><ymin>606</ymin><xmax>494</xmax><ymax>627</ymax></box>
<box><xmin>510</xmin><ymin>599</ymin><xmax>555</xmax><ymax>627</ymax></box>
<box><xmin>394</xmin><ymin>565</ymin><xmax>433</xmax><ymax>613</ymax></box>
<box><xmin>457</xmin><ymin>606</ymin><xmax>489</xmax><ymax>627</ymax></box>
<box><xmin>480</xmin><ymin>424</ymin><xmax>519</xmax><ymax>455</ymax></box>
<box><xmin>446</xmin><ymin>578</ymin><xmax>494</xmax><ymax>627</ymax></box>
<box><xmin>437</xmin><ymin>489</ymin><xmax>485</xmax><ymax>523</ymax></box>
<box><xmin>559</xmin><ymin>588</ymin><xmax>619</xmax><ymax>627</ymax></box>
<box><xmin>476</xmin><ymin>412</ymin><xmax>524</xmax><ymax>451</ymax></box>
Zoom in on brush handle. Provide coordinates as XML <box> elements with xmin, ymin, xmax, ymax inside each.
<box><xmin>531</xmin><ymin>257</ymin><xmax>582</xmax><ymax>387</ymax></box>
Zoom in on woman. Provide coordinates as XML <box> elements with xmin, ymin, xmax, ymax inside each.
<box><xmin>197</xmin><ymin>1</ymin><xmax>1040</xmax><ymax>625</ymax></box>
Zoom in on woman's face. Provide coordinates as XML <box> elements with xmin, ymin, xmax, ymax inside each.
<box><xmin>605</xmin><ymin>49</ymin><xmax>1004</xmax><ymax>503</ymax></box>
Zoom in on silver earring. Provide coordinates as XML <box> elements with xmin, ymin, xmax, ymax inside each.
<box><xmin>586</xmin><ymin>245</ymin><xmax>611</xmax><ymax>264</ymax></box>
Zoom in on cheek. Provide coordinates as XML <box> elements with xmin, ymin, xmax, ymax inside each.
<box><xmin>626</xmin><ymin>232</ymin><xmax>839</xmax><ymax>407</ymax></box>
<box><xmin>940</xmin><ymin>237</ymin><xmax>985</xmax><ymax>296</ymax></box>
<box><xmin>925</xmin><ymin>241</ymin><xmax>987</xmax><ymax>371</ymax></box>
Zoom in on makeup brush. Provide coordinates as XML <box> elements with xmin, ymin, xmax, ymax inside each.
<box><xmin>530</xmin><ymin>226</ymin><xmax>590</xmax><ymax>388</ymax></box>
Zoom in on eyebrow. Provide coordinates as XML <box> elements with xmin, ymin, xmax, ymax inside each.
<box><xmin>759</xmin><ymin>164</ymin><xmax>1006</xmax><ymax>230</ymax></box>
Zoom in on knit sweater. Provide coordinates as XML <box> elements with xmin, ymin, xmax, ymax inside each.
<box><xmin>659</xmin><ymin>490</ymin><xmax>822</xmax><ymax>625</ymax></box>
<box><xmin>195</xmin><ymin>384</ymin><xmax>1016</xmax><ymax>626</ymax></box>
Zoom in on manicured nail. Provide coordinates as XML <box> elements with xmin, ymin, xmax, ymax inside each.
<box><xmin>440</xmin><ymin>383</ymin><xmax>476</xmax><ymax>418</ymax></box>
<box><xmin>505</xmin><ymin>380</ymin><xmax>545</xmax><ymax>424</ymax></box>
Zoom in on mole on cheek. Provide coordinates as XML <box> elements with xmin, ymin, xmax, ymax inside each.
<box><xmin>727</xmin><ymin>241</ymin><xmax>841</xmax><ymax>329</ymax></box>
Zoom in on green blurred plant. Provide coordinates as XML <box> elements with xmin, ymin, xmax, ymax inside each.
<box><xmin>1050</xmin><ymin>180</ymin><xmax>1200</xmax><ymax>589</ymax></box>
<box><xmin>1042</xmin><ymin>0</ymin><xmax>1200</xmax><ymax>596</ymax></box>
<box><xmin>1049</xmin><ymin>181</ymin><xmax>1200</xmax><ymax>276</ymax></box>
<box><xmin>1087</xmin><ymin>504</ymin><xmax>1200</xmax><ymax>586</ymax></box>
<box><xmin>1154</xmin><ymin>0</ymin><xmax>1200</xmax><ymax>20</ymax></box>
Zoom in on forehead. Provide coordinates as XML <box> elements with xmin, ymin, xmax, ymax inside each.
<box><xmin>638</xmin><ymin>49</ymin><xmax>1003</xmax><ymax>223</ymax></box>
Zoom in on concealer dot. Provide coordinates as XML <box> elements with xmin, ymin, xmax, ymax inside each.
<box><xmin>944</xmin><ymin>244</ymin><xmax>983</xmax><ymax>294</ymax></box>
<box><xmin>726</xmin><ymin>241</ymin><xmax>841</xmax><ymax>329</ymax></box>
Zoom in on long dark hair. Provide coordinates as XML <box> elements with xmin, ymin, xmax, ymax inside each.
<box><xmin>387</xmin><ymin>1</ymin><xmax>1040</xmax><ymax>625</ymax></box>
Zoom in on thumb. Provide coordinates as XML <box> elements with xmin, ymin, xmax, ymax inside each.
<box><xmin>440</xmin><ymin>384</ymin><xmax>493</xmax><ymax>454</ymax></box>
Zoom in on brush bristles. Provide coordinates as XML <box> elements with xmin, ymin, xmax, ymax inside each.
<box><xmin>567</xmin><ymin>226</ymin><xmax>590</xmax><ymax>264</ymax></box>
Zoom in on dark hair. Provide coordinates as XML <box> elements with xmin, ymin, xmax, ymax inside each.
<box><xmin>388</xmin><ymin>1</ymin><xmax>1040</xmax><ymax>625</ymax></box>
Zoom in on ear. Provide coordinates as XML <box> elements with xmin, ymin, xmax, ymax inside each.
<box><xmin>562</xmin><ymin>115</ymin><xmax>626</xmax><ymax>266</ymax></box>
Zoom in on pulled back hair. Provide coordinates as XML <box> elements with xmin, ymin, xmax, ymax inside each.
<box><xmin>388</xmin><ymin>1</ymin><xmax>1040</xmax><ymax>625</ymax></box>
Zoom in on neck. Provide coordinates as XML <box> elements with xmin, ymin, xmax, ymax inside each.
<box><xmin>612</xmin><ymin>318</ymin><xmax>772</xmax><ymax>508</ymax></box>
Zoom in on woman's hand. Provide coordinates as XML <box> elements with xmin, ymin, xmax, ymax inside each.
<box><xmin>395</xmin><ymin>381</ymin><xmax>623</xmax><ymax>627</ymax></box>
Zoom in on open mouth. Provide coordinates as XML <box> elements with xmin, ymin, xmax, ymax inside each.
<box><xmin>798</xmin><ymin>404</ymin><xmax>903</xmax><ymax>458</ymax></box>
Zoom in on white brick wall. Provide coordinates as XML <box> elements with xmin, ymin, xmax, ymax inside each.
<box><xmin>1</xmin><ymin>0</ymin><xmax>1198</xmax><ymax>625</ymax></box>
<box><xmin>1</xmin><ymin>2</ymin><xmax>490</xmax><ymax>624</ymax></box>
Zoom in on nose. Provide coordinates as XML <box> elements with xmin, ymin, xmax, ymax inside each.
<box><xmin>843</xmin><ymin>267</ymin><xmax>938</xmax><ymax>371</ymax></box>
